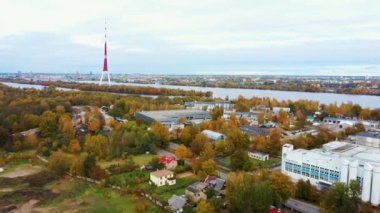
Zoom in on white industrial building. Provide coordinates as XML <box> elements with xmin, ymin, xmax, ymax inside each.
<box><xmin>281</xmin><ymin>142</ymin><xmax>380</xmax><ymax>206</ymax></box>
<box><xmin>202</xmin><ymin>130</ymin><xmax>226</xmax><ymax>141</ymax></box>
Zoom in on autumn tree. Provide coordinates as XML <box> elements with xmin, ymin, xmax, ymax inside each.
<box><xmin>268</xmin><ymin>172</ymin><xmax>295</xmax><ymax>205</ymax></box>
<box><xmin>200</xmin><ymin>159</ymin><xmax>217</xmax><ymax>177</ymax></box>
<box><xmin>84</xmin><ymin>134</ymin><xmax>111</xmax><ymax>160</ymax></box>
<box><xmin>68</xmin><ymin>139</ymin><xmax>81</xmax><ymax>153</ymax></box>
<box><xmin>191</xmin><ymin>133</ymin><xmax>210</xmax><ymax>156</ymax></box>
<box><xmin>196</xmin><ymin>200</ymin><xmax>215</xmax><ymax>213</ymax></box>
<box><xmin>227</xmin><ymin>127</ymin><xmax>250</xmax><ymax>151</ymax></box>
<box><xmin>175</xmin><ymin>144</ymin><xmax>192</xmax><ymax>159</ymax></box>
<box><xmin>150</xmin><ymin>122</ymin><xmax>170</xmax><ymax>147</ymax></box>
<box><xmin>180</xmin><ymin>125</ymin><xmax>199</xmax><ymax>145</ymax></box>
<box><xmin>24</xmin><ymin>134</ymin><xmax>38</xmax><ymax>148</ymax></box>
<box><xmin>211</xmin><ymin>106</ymin><xmax>223</xmax><ymax>121</ymax></box>
<box><xmin>257</xmin><ymin>112</ymin><xmax>265</xmax><ymax>125</ymax></box>
<box><xmin>48</xmin><ymin>151</ymin><xmax>72</xmax><ymax>175</ymax></box>
<box><xmin>200</xmin><ymin>142</ymin><xmax>214</xmax><ymax>160</ymax></box>
<box><xmin>59</xmin><ymin>114</ymin><xmax>75</xmax><ymax>140</ymax></box>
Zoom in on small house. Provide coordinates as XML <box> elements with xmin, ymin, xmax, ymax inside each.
<box><xmin>168</xmin><ymin>195</ymin><xmax>187</xmax><ymax>213</ymax></box>
<box><xmin>185</xmin><ymin>182</ymin><xmax>208</xmax><ymax>203</ymax></box>
<box><xmin>159</xmin><ymin>156</ymin><xmax>178</xmax><ymax>170</ymax></box>
<box><xmin>248</xmin><ymin>150</ymin><xmax>269</xmax><ymax>161</ymax></box>
<box><xmin>150</xmin><ymin>170</ymin><xmax>176</xmax><ymax>187</ymax></box>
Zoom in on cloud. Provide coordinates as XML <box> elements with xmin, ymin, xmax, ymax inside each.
<box><xmin>0</xmin><ymin>0</ymin><xmax>380</xmax><ymax>74</ymax></box>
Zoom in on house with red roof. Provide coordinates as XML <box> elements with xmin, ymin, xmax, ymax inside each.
<box><xmin>159</xmin><ymin>156</ymin><xmax>178</xmax><ymax>170</ymax></box>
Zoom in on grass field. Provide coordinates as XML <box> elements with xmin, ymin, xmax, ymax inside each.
<box><xmin>38</xmin><ymin>178</ymin><xmax>162</xmax><ymax>213</ymax></box>
<box><xmin>131</xmin><ymin>154</ymin><xmax>159</xmax><ymax>166</ymax></box>
<box><xmin>98</xmin><ymin>154</ymin><xmax>159</xmax><ymax>169</ymax></box>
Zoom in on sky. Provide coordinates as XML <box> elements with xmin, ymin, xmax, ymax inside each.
<box><xmin>0</xmin><ymin>0</ymin><xmax>380</xmax><ymax>76</ymax></box>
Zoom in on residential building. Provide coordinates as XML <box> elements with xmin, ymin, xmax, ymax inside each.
<box><xmin>150</xmin><ymin>170</ymin><xmax>176</xmax><ymax>187</ymax></box>
<box><xmin>203</xmin><ymin>175</ymin><xmax>225</xmax><ymax>195</ymax></box>
<box><xmin>202</xmin><ymin>130</ymin><xmax>226</xmax><ymax>141</ymax></box>
<box><xmin>159</xmin><ymin>156</ymin><xmax>178</xmax><ymax>170</ymax></box>
<box><xmin>248</xmin><ymin>150</ymin><xmax>269</xmax><ymax>161</ymax></box>
<box><xmin>168</xmin><ymin>195</ymin><xmax>187</xmax><ymax>213</ymax></box>
<box><xmin>185</xmin><ymin>182</ymin><xmax>208</xmax><ymax>203</ymax></box>
<box><xmin>135</xmin><ymin>109</ymin><xmax>211</xmax><ymax>131</ymax></box>
<box><xmin>281</xmin><ymin>142</ymin><xmax>380</xmax><ymax>205</ymax></box>
<box><xmin>356</xmin><ymin>132</ymin><xmax>380</xmax><ymax>148</ymax></box>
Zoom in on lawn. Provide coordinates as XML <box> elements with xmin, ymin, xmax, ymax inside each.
<box><xmin>219</xmin><ymin>156</ymin><xmax>281</xmax><ymax>170</ymax></box>
<box><xmin>38</xmin><ymin>178</ymin><xmax>162</xmax><ymax>213</ymax></box>
<box><xmin>250</xmin><ymin>157</ymin><xmax>281</xmax><ymax>169</ymax></box>
<box><xmin>131</xmin><ymin>154</ymin><xmax>159</xmax><ymax>166</ymax></box>
<box><xmin>98</xmin><ymin>154</ymin><xmax>158</xmax><ymax>169</ymax></box>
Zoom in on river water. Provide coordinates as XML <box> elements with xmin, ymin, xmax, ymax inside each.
<box><xmin>2</xmin><ymin>81</ymin><xmax>379</xmax><ymax>108</ymax></box>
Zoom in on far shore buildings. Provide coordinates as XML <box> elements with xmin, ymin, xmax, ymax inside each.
<box><xmin>184</xmin><ymin>101</ymin><xmax>233</xmax><ymax>111</ymax></box>
<box><xmin>281</xmin><ymin>141</ymin><xmax>380</xmax><ymax>206</ymax></box>
<box><xmin>322</xmin><ymin>116</ymin><xmax>379</xmax><ymax>131</ymax></box>
<box><xmin>150</xmin><ymin>170</ymin><xmax>176</xmax><ymax>187</ymax></box>
<box><xmin>135</xmin><ymin>109</ymin><xmax>211</xmax><ymax>131</ymax></box>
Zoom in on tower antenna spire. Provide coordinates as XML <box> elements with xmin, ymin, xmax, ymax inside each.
<box><xmin>99</xmin><ymin>16</ymin><xmax>111</xmax><ymax>86</ymax></box>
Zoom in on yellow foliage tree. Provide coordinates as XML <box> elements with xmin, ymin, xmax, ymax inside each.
<box><xmin>175</xmin><ymin>144</ymin><xmax>192</xmax><ymax>159</ymax></box>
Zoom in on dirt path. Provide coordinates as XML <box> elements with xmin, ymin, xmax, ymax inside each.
<box><xmin>12</xmin><ymin>199</ymin><xmax>39</xmax><ymax>213</ymax></box>
<box><xmin>176</xmin><ymin>171</ymin><xmax>194</xmax><ymax>178</ymax></box>
<box><xmin>0</xmin><ymin>165</ymin><xmax>42</xmax><ymax>178</ymax></box>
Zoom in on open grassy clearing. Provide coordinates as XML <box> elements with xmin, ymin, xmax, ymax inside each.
<box><xmin>38</xmin><ymin>177</ymin><xmax>162</xmax><ymax>213</ymax></box>
<box><xmin>98</xmin><ymin>154</ymin><xmax>158</xmax><ymax>169</ymax></box>
<box><xmin>131</xmin><ymin>154</ymin><xmax>159</xmax><ymax>166</ymax></box>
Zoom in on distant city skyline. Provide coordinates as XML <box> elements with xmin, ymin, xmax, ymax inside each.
<box><xmin>0</xmin><ymin>0</ymin><xmax>380</xmax><ymax>76</ymax></box>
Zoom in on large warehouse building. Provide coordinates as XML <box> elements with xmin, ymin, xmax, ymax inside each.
<box><xmin>135</xmin><ymin>109</ymin><xmax>211</xmax><ymax>129</ymax></box>
<box><xmin>281</xmin><ymin>142</ymin><xmax>380</xmax><ymax>206</ymax></box>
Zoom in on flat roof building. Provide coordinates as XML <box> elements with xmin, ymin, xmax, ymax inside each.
<box><xmin>135</xmin><ymin>109</ymin><xmax>211</xmax><ymax>129</ymax></box>
<box><xmin>356</xmin><ymin>132</ymin><xmax>380</xmax><ymax>148</ymax></box>
<box><xmin>281</xmin><ymin>142</ymin><xmax>380</xmax><ymax>206</ymax></box>
<box><xmin>185</xmin><ymin>101</ymin><xmax>233</xmax><ymax>111</ymax></box>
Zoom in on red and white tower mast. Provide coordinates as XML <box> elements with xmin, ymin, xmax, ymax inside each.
<box><xmin>99</xmin><ymin>18</ymin><xmax>111</xmax><ymax>86</ymax></box>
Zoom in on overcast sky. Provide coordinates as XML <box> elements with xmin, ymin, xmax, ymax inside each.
<box><xmin>0</xmin><ymin>0</ymin><xmax>380</xmax><ymax>76</ymax></box>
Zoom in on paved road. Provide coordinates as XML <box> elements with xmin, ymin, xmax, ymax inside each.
<box><xmin>168</xmin><ymin>142</ymin><xmax>179</xmax><ymax>150</ymax></box>
<box><xmin>285</xmin><ymin>198</ymin><xmax>320</xmax><ymax>213</ymax></box>
<box><xmin>156</xmin><ymin>148</ymin><xmax>177</xmax><ymax>158</ymax></box>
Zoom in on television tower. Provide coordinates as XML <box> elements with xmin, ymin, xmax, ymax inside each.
<box><xmin>99</xmin><ymin>17</ymin><xmax>111</xmax><ymax>86</ymax></box>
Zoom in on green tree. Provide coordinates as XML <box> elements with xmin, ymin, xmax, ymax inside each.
<box><xmin>211</xmin><ymin>106</ymin><xmax>223</xmax><ymax>121</ymax></box>
<box><xmin>230</xmin><ymin>150</ymin><xmax>252</xmax><ymax>171</ymax></box>
<box><xmin>321</xmin><ymin>180</ymin><xmax>361</xmax><ymax>213</ymax></box>
<box><xmin>39</xmin><ymin>111</ymin><xmax>58</xmax><ymax>138</ymax></box>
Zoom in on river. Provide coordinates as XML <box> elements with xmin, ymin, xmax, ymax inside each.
<box><xmin>80</xmin><ymin>81</ymin><xmax>380</xmax><ymax>109</ymax></box>
<box><xmin>2</xmin><ymin>81</ymin><xmax>379</xmax><ymax>108</ymax></box>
